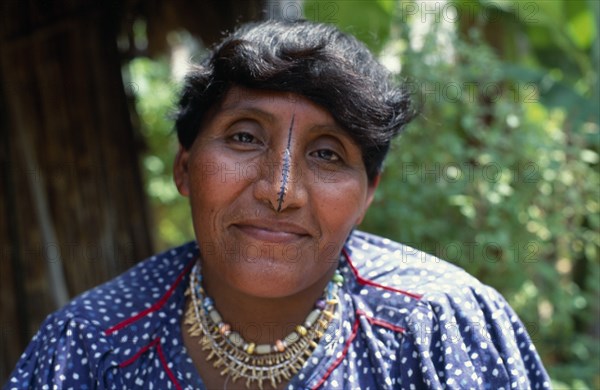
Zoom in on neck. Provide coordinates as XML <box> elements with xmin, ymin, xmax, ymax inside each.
<box><xmin>200</xmin><ymin>263</ymin><xmax>336</xmax><ymax>344</ymax></box>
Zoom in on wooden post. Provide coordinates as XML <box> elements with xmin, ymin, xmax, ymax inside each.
<box><xmin>0</xmin><ymin>1</ymin><xmax>153</xmax><ymax>379</ymax></box>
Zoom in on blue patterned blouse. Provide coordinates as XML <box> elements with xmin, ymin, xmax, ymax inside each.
<box><xmin>4</xmin><ymin>231</ymin><xmax>550</xmax><ymax>389</ymax></box>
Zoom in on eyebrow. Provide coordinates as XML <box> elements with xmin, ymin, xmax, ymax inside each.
<box><xmin>277</xmin><ymin>114</ymin><xmax>295</xmax><ymax>212</ymax></box>
<box><xmin>215</xmin><ymin>106</ymin><xmax>276</xmax><ymax>124</ymax></box>
<box><xmin>306</xmin><ymin>123</ymin><xmax>349</xmax><ymax>137</ymax></box>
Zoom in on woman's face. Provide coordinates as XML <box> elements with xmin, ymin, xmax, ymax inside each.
<box><xmin>174</xmin><ymin>86</ymin><xmax>377</xmax><ymax>299</ymax></box>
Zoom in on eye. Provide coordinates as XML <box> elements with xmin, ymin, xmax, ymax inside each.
<box><xmin>311</xmin><ymin>149</ymin><xmax>341</xmax><ymax>162</ymax></box>
<box><xmin>230</xmin><ymin>132</ymin><xmax>257</xmax><ymax>144</ymax></box>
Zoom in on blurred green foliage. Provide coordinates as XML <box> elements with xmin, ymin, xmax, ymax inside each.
<box><xmin>128</xmin><ymin>0</ymin><xmax>599</xmax><ymax>388</ymax></box>
<box><xmin>126</xmin><ymin>57</ymin><xmax>195</xmax><ymax>249</ymax></box>
<box><xmin>317</xmin><ymin>0</ymin><xmax>598</xmax><ymax>388</ymax></box>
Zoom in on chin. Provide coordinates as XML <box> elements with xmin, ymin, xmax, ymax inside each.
<box><xmin>226</xmin><ymin>260</ymin><xmax>311</xmax><ymax>299</ymax></box>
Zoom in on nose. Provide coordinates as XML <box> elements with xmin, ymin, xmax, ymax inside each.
<box><xmin>253</xmin><ymin>148</ymin><xmax>307</xmax><ymax>213</ymax></box>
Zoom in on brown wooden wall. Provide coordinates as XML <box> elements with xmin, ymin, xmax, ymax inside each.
<box><xmin>0</xmin><ymin>1</ymin><xmax>153</xmax><ymax>381</ymax></box>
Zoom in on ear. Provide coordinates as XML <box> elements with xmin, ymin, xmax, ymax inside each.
<box><xmin>173</xmin><ymin>144</ymin><xmax>191</xmax><ymax>197</ymax></box>
<box><xmin>355</xmin><ymin>174</ymin><xmax>380</xmax><ymax>225</ymax></box>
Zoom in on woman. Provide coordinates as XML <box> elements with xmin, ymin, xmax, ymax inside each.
<box><xmin>5</xmin><ymin>20</ymin><xmax>549</xmax><ymax>389</ymax></box>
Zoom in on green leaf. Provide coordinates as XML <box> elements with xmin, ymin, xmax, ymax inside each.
<box><xmin>566</xmin><ymin>7</ymin><xmax>596</xmax><ymax>49</ymax></box>
<box><xmin>303</xmin><ymin>0</ymin><xmax>393</xmax><ymax>53</ymax></box>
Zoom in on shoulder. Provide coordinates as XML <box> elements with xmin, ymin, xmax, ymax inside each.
<box><xmin>5</xmin><ymin>242</ymin><xmax>199</xmax><ymax>390</ymax></box>
<box><xmin>344</xmin><ymin>230</ymin><xmax>522</xmax><ymax>333</ymax></box>
<box><xmin>343</xmin><ymin>230</ymin><xmax>498</xmax><ymax>333</ymax></box>
<box><xmin>345</xmin><ymin>230</ymin><xmax>484</xmax><ymax>299</ymax></box>
<box><xmin>342</xmin><ymin>231</ymin><xmax>550</xmax><ymax>389</ymax></box>
<box><xmin>61</xmin><ymin>241</ymin><xmax>198</xmax><ymax>331</ymax></box>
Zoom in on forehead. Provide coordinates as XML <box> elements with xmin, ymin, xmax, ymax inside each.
<box><xmin>215</xmin><ymin>86</ymin><xmax>338</xmax><ymax>127</ymax></box>
<box><xmin>220</xmin><ymin>86</ymin><xmax>299</xmax><ymax>109</ymax></box>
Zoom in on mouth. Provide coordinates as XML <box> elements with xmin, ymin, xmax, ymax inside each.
<box><xmin>232</xmin><ymin>220</ymin><xmax>311</xmax><ymax>244</ymax></box>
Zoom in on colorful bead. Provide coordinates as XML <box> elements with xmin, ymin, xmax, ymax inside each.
<box><xmin>275</xmin><ymin>340</ymin><xmax>285</xmax><ymax>352</ymax></box>
<box><xmin>255</xmin><ymin>344</ymin><xmax>272</xmax><ymax>355</ymax></box>
<box><xmin>219</xmin><ymin>323</ymin><xmax>231</xmax><ymax>335</ymax></box>
<box><xmin>296</xmin><ymin>325</ymin><xmax>307</xmax><ymax>336</ymax></box>
<box><xmin>315</xmin><ymin>299</ymin><xmax>326</xmax><ymax>309</ymax></box>
<box><xmin>228</xmin><ymin>332</ymin><xmax>244</xmax><ymax>347</ymax></box>
<box><xmin>305</xmin><ymin>309</ymin><xmax>320</xmax><ymax>327</ymax></box>
<box><xmin>332</xmin><ymin>273</ymin><xmax>344</xmax><ymax>285</ymax></box>
<box><xmin>246</xmin><ymin>342</ymin><xmax>255</xmax><ymax>354</ymax></box>
<box><xmin>209</xmin><ymin>310</ymin><xmax>223</xmax><ymax>324</ymax></box>
<box><xmin>284</xmin><ymin>331</ymin><xmax>299</xmax><ymax>344</ymax></box>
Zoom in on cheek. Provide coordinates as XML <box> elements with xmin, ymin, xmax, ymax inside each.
<box><xmin>186</xmin><ymin>153</ymin><xmax>243</xmax><ymax>228</ymax></box>
<box><xmin>188</xmin><ymin>147</ymin><xmax>246</xmax><ymax>192</ymax></box>
<box><xmin>311</xmin><ymin>176</ymin><xmax>368</xmax><ymax>236</ymax></box>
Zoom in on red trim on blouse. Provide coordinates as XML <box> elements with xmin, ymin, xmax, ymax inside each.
<box><xmin>118</xmin><ymin>337</ymin><xmax>182</xmax><ymax>390</ymax></box>
<box><xmin>356</xmin><ymin>309</ymin><xmax>405</xmax><ymax>333</ymax></box>
<box><xmin>342</xmin><ymin>248</ymin><xmax>422</xmax><ymax>300</ymax></box>
<box><xmin>104</xmin><ymin>259</ymin><xmax>195</xmax><ymax>336</ymax></box>
<box><xmin>311</xmin><ymin>309</ymin><xmax>405</xmax><ymax>389</ymax></box>
<box><xmin>109</xmin><ymin>257</ymin><xmax>194</xmax><ymax>390</ymax></box>
<box><xmin>119</xmin><ymin>337</ymin><xmax>161</xmax><ymax>368</ymax></box>
<box><xmin>156</xmin><ymin>339</ymin><xmax>183</xmax><ymax>390</ymax></box>
<box><xmin>311</xmin><ymin>316</ymin><xmax>360</xmax><ymax>390</ymax></box>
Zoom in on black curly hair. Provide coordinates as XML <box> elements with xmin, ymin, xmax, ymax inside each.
<box><xmin>174</xmin><ymin>19</ymin><xmax>415</xmax><ymax>182</ymax></box>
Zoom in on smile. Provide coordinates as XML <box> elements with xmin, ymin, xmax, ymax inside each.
<box><xmin>233</xmin><ymin>221</ymin><xmax>310</xmax><ymax>244</ymax></box>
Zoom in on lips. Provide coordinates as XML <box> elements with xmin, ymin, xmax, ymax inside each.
<box><xmin>232</xmin><ymin>219</ymin><xmax>311</xmax><ymax>244</ymax></box>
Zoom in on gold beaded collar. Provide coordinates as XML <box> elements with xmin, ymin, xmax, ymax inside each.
<box><xmin>184</xmin><ymin>263</ymin><xmax>343</xmax><ymax>389</ymax></box>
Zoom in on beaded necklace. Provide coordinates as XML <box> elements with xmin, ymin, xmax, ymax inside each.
<box><xmin>184</xmin><ymin>262</ymin><xmax>343</xmax><ymax>389</ymax></box>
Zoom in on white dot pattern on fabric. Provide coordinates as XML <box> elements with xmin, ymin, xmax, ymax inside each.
<box><xmin>5</xmin><ymin>232</ymin><xmax>550</xmax><ymax>389</ymax></box>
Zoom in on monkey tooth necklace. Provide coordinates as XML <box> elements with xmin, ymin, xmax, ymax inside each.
<box><xmin>185</xmin><ymin>263</ymin><xmax>343</xmax><ymax>389</ymax></box>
